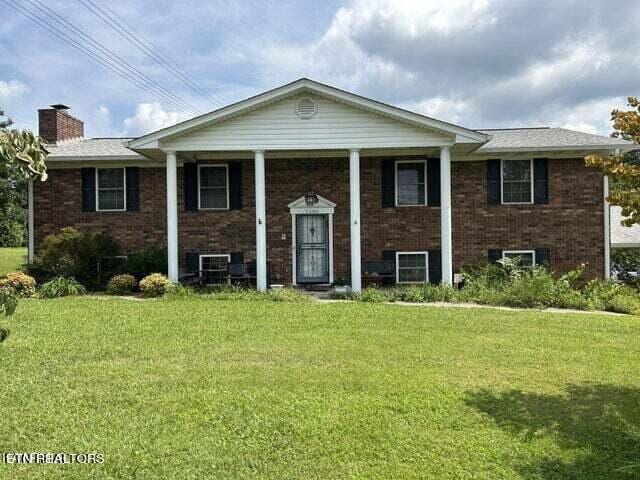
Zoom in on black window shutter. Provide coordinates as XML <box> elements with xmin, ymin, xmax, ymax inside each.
<box><xmin>533</xmin><ymin>158</ymin><xmax>549</xmax><ymax>204</ymax></box>
<box><xmin>185</xmin><ymin>252</ymin><xmax>199</xmax><ymax>273</ymax></box>
<box><xmin>230</xmin><ymin>252</ymin><xmax>244</xmax><ymax>264</ymax></box>
<box><xmin>381</xmin><ymin>159</ymin><xmax>395</xmax><ymax>208</ymax></box>
<box><xmin>427</xmin><ymin>158</ymin><xmax>441</xmax><ymax>206</ymax></box>
<box><xmin>183</xmin><ymin>162</ymin><xmax>198</xmax><ymax>211</ymax></box>
<box><xmin>228</xmin><ymin>162</ymin><xmax>243</xmax><ymax>210</ymax></box>
<box><xmin>535</xmin><ymin>248</ymin><xmax>551</xmax><ymax>268</ymax></box>
<box><xmin>488</xmin><ymin>249</ymin><xmax>503</xmax><ymax>263</ymax></box>
<box><xmin>487</xmin><ymin>159</ymin><xmax>501</xmax><ymax>206</ymax></box>
<box><xmin>125</xmin><ymin>167</ymin><xmax>139</xmax><ymax>211</ymax></box>
<box><xmin>428</xmin><ymin>249</ymin><xmax>442</xmax><ymax>284</ymax></box>
<box><xmin>81</xmin><ymin>167</ymin><xmax>96</xmax><ymax>212</ymax></box>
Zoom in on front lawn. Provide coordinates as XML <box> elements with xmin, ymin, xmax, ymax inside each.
<box><xmin>0</xmin><ymin>247</ymin><xmax>26</xmax><ymax>276</ymax></box>
<box><xmin>1</xmin><ymin>297</ymin><xmax>639</xmax><ymax>479</ymax></box>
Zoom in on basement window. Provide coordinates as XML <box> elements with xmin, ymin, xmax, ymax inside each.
<box><xmin>96</xmin><ymin>168</ymin><xmax>126</xmax><ymax>211</ymax></box>
<box><xmin>198</xmin><ymin>165</ymin><xmax>229</xmax><ymax>210</ymax></box>
<box><xmin>396</xmin><ymin>252</ymin><xmax>429</xmax><ymax>284</ymax></box>
<box><xmin>503</xmin><ymin>250</ymin><xmax>536</xmax><ymax>268</ymax></box>
<box><xmin>199</xmin><ymin>254</ymin><xmax>230</xmax><ymax>284</ymax></box>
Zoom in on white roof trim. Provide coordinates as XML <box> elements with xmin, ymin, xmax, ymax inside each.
<box><xmin>477</xmin><ymin>144</ymin><xmax>637</xmax><ymax>154</ymax></box>
<box><xmin>287</xmin><ymin>193</ymin><xmax>336</xmax><ymax>210</ymax></box>
<box><xmin>129</xmin><ymin>78</ymin><xmax>488</xmax><ymax>149</ymax></box>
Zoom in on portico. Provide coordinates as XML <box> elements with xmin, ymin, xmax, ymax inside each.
<box><xmin>129</xmin><ymin>78</ymin><xmax>488</xmax><ymax>291</ymax></box>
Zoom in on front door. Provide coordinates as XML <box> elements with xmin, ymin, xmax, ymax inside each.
<box><xmin>296</xmin><ymin>214</ymin><xmax>330</xmax><ymax>284</ymax></box>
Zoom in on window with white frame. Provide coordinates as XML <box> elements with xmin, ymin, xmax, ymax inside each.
<box><xmin>396</xmin><ymin>252</ymin><xmax>429</xmax><ymax>283</ymax></box>
<box><xmin>501</xmin><ymin>159</ymin><xmax>533</xmax><ymax>204</ymax></box>
<box><xmin>503</xmin><ymin>250</ymin><xmax>536</xmax><ymax>268</ymax></box>
<box><xmin>396</xmin><ymin>161</ymin><xmax>427</xmax><ymax>206</ymax></box>
<box><xmin>199</xmin><ymin>254</ymin><xmax>230</xmax><ymax>284</ymax></box>
<box><xmin>96</xmin><ymin>168</ymin><xmax>126</xmax><ymax>211</ymax></box>
<box><xmin>198</xmin><ymin>165</ymin><xmax>229</xmax><ymax>209</ymax></box>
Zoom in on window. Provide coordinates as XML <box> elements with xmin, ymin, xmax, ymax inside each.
<box><xmin>198</xmin><ymin>165</ymin><xmax>229</xmax><ymax>210</ymax></box>
<box><xmin>501</xmin><ymin>159</ymin><xmax>533</xmax><ymax>204</ymax></box>
<box><xmin>199</xmin><ymin>254</ymin><xmax>230</xmax><ymax>284</ymax></box>
<box><xmin>396</xmin><ymin>161</ymin><xmax>426</xmax><ymax>206</ymax></box>
<box><xmin>396</xmin><ymin>252</ymin><xmax>429</xmax><ymax>284</ymax></box>
<box><xmin>96</xmin><ymin>168</ymin><xmax>126</xmax><ymax>211</ymax></box>
<box><xmin>503</xmin><ymin>250</ymin><xmax>536</xmax><ymax>268</ymax></box>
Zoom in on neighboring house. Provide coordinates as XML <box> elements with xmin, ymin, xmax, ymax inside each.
<box><xmin>611</xmin><ymin>206</ymin><xmax>640</xmax><ymax>249</ymax></box>
<box><xmin>30</xmin><ymin>78</ymin><xmax>635</xmax><ymax>291</ymax></box>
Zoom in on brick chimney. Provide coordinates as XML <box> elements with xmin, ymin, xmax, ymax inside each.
<box><xmin>38</xmin><ymin>104</ymin><xmax>84</xmax><ymax>145</ymax></box>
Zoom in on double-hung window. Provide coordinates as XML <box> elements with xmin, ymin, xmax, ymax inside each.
<box><xmin>503</xmin><ymin>250</ymin><xmax>536</xmax><ymax>268</ymax></box>
<box><xmin>96</xmin><ymin>168</ymin><xmax>126</xmax><ymax>211</ymax></box>
<box><xmin>198</xmin><ymin>165</ymin><xmax>229</xmax><ymax>210</ymax></box>
<box><xmin>199</xmin><ymin>254</ymin><xmax>230</xmax><ymax>284</ymax></box>
<box><xmin>501</xmin><ymin>159</ymin><xmax>533</xmax><ymax>204</ymax></box>
<box><xmin>396</xmin><ymin>160</ymin><xmax>427</xmax><ymax>206</ymax></box>
<box><xmin>396</xmin><ymin>252</ymin><xmax>429</xmax><ymax>284</ymax></box>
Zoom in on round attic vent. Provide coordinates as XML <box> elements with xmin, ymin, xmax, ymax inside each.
<box><xmin>296</xmin><ymin>98</ymin><xmax>317</xmax><ymax>119</ymax></box>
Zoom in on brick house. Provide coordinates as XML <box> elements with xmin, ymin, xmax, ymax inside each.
<box><xmin>31</xmin><ymin>78</ymin><xmax>634</xmax><ymax>291</ymax></box>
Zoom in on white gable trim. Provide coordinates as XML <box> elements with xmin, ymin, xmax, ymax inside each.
<box><xmin>129</xmin><ymin>78</ymin><xmax>488</xmax><ymax>150</ymax></box>
<box><xmin>287</xmin><ymin>194</ymin><xmax>336</xmax><ymax>214</ymax></box>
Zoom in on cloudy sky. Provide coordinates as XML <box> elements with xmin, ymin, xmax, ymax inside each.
<box><xmin>0</xmin><ymin>0</ymin><xmax>638</xmax><ymax>138</ymax></box>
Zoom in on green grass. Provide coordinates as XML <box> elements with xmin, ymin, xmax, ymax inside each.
<box><xmin>0</xmin><ymin>247</ymin><xmax>26</xmax><ymax>276</ymax></box>
<box><xmin>1</xmin><ymin>297</ymin><xmax>639</xmax><ymax>479</ymax></box>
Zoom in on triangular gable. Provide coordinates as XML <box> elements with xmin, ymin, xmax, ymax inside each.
<box><xmin>128</xmin><ymin>78</ymin><xmax>487</xmax><ymax>151</ymax></box>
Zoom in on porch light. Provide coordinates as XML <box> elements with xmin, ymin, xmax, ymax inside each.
<box><xmin>304</xmin><ymin>191</ymin><xmax>319</xmax><ymax>206</ymax></box>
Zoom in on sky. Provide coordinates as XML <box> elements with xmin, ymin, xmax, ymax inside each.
<box><xmin>0</xmin><ymin>0</ymin><xmax>638</xmax><ymax>138</ymax></box>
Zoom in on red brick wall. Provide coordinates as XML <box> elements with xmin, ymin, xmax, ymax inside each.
<box><xmin>33</xmin><ymin>157</ymin><xmax>605</xmax><ymax>281</ymax></box>
<box><xmin>452</xmin><ymin>158</ymin><xmax>604</xmax><ymax>278</ymax></box>
<box><xmin>38</xmin><ymin>109</ymin><xmax>84</xmax><ymax>144</ymax></box>
<box><xmin>33</xmin><ymin>167</ymin><xmax>167</xmax><ymax>253</ymax></box>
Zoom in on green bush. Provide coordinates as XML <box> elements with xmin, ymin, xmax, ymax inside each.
<box><xmin>422</xmin><ymin>284</ymin><xmax>459</xmax><ymax>303</ymax></box>
<box><xmin>31</xmin><ymin>227</ymin><xmax>120</xmax><ymax>290</ymax></box>
<box><xmin>357</xmin><ymin>286</ymin><xmax>387</xmax><ymax>303</ymax></box>
<box><xmin>501</xmin><ymin>268</ymin><xmax>555</xmax><ymax>308</ymax></box>
<box><xmin>164</xmin><ymin>282</ymin><xmax>196</xmax><ymax>299</ymax></box>
<box><xmin>605</xmin><ymin>293</ymin><xmax>640</xmax><ymax>315</ymax></box>
<box><xmin>269</xmin><ymin>287</ymin><xmax>311</xmax><ymax>302</ymax></box>
<box><xmin>123</xmin><ymin>247</ymin><xmax>168</xmax><ymax>279</ymax></box>
<box><xmin>0</xmin><ymin>271</ymin><xmax>36</xmax><ymax>298</ymax></box>
<box><xmin>38</xmin><ymin>276</ymin><xmax>86</xmax><ymax>299</ymax></box>
<box><xmin>106</xmin><ymin>274</ymin><xmax>137</xmax><ymax>295</ymax></box>
<box><xmin>139</xmin><ymin>273</ymin><xmax>170</xmax><ymax>298</ymax></box>
<box><xmin>0</xmin><ymin>285</ymin><xmax>18</xmax><ymax>316</ymax></box>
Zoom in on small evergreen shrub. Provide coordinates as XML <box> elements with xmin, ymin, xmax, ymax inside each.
<box><xmin>38</xmin><ymin>276</ymin><xmax>86</xmax><ymax>299</ymax></box>
<box><xmin>139</xmin><ymin>273</ymin><xmax>170</xmax><ymax>298</ymax></box>
<box><xmin>357</xmin><ymin>286</ymin><xmax>387</xmax><ymax>303</ymax></box>
<box><xmin>123</xmin><ymin>248</ymin><xmax>168</xmax><ymax>279</ymax></box>
<box><xmin>0</xmin><ymin>271</ymin><xmax>36</xmax><ymax>298</ymax></box>
<box><xmin>0</xmin><ymin>285</ymin><xmax>18</xmax><ymax>316</ymax></box>
<box><xmin>106</xmin><ymin>274</ymin><xmax>137</xmax><ymax>295</ymax></box>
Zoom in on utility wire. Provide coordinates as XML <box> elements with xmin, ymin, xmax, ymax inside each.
<box><xmin>77</xmin><ymin>0</ymin><xmax>224</xmax><ymax>108</ymax></box>
<box><xmin>26</xmin><ymin>0</ymin><xmax>201</xmax><ymax>115</ymax></box>
<box><xmin>2</xmin><ymin>0</ymin><xmax>200</xmax><ymax>116</ymax></box>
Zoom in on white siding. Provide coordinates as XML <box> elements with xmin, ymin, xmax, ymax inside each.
<box><xmin>163</xmin><ymin>94</ymin><xmax>452</xmax><ymax>151</ymax></box>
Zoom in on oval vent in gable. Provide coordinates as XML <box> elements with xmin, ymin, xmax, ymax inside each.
<box><xmin>295</xmin><ymin>98</ymin><xmax>317</xmax><ymax>119</ymax></box>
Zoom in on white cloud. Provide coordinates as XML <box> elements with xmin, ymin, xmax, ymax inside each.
<box><xmin>122</xmin><ymin>103</ymin><xmax>191</xmax><ymax>136</ymax></box>
<box><xmin>0</xmin><ymin>79</ymin><xmax>28</xmax><ymax>102</ymax></box>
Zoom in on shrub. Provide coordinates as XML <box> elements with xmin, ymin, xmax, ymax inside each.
<box><xmin>0</xmin><ymin>271</ymin><xmax>36</xmax><ymax>298</ymax></box>
<box><xmin>0</xmin><ymin>285</ymin><xmax>18</xmax><ymax>316</ymax></box>
<box><xmin>269</xmin><ymin>287</ymin><xmax>311</xmax><ymax>302</ymax></box>
<box><xmin>500</xmin><ymin>268</ymin><xmax>556</xmax><ymax>308</ymax></box>
<box><xmin>32</xmin><ymin>227</ymin><xmax>121</xmax><ymax>290</ymax></box>
<box><xmin>605</xmin><ymin>293</ymin><xmax>640</xmax><ymax>315</ymax></box>
<box><xmin>357</xmin><ymin>286</ymin><xmax>387</xmax><ymax>303</ymax></box>
<box><xmin>38</xmin><ymin>276</ymin><xmax>86</xmax><ymax>299</ymax></box>
<box><xmin>164</xmin><ymin>282</ymin><xmax>196</xmax><ymax>298</ymax></box>
<box><xmin>123</xmin><ymin>247</ymin><xmax>168</xmax><ymax>279</ymax></box>
<box><xmin>106</xmin><ymin>274</ymin><xmax>137</xmax><ymax>295</ymax></box>
<box><xmin>139</xmin><ymin>273</ymin><xmax>170</xmax><ymax>298</ymax></box>
<box><xmin>398</xmin><ymin>286</ymin><xmax>424</xmax><ymax>303</ymax></box>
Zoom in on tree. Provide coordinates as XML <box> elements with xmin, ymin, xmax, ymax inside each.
<box><xmin>585</xmin><ymin>97</ymin><xmax>640</xmax><ymax>226</ymax></box>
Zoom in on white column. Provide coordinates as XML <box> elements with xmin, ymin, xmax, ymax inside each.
<box><xmin>166</xmin><ymin>150</ymin><xmax>179</xmax><ymax>282</ymax></box>
<box><xmin>254</xmin><ymin>150</ymin><xmax>267</xmax><ymax>291</ymax></box>
<box><xmin>349</xmin><ymin>149</ymin><xmax>362</xmax><ymax>293</ymax></box>
<box><xmin>604</xmin><ymin>174</ymin><xmax>611</xmax><ymax>280</ymax></box>
<box><xmin>27</xmin><ymin>178</ymin><xmax>34</xmax><ymax>264</ymax></box>
<box><xmin>440</xmin><ymin>146</ymin><xmax>453</xmax><ymax>285</ymax></box>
